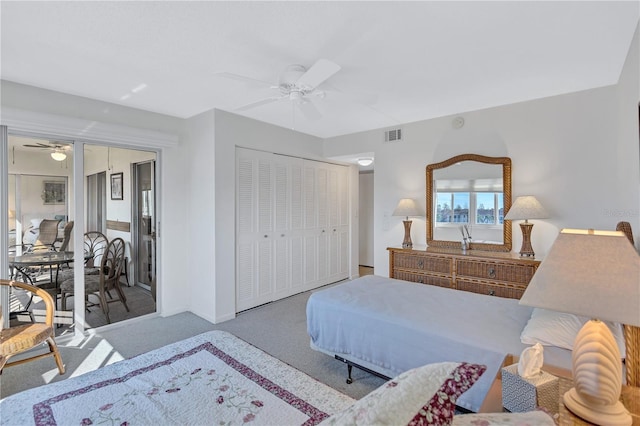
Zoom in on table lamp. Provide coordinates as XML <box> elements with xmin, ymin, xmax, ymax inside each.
<box><xmin>519</xmin><ymin>229</ymin><xmax>640</xmax><ymax>426</ymax></box>
<box><xmin>504</xmin><ymin>195</ymin><xmax>548</xmax><ymax>257</ymax></box>
<box><xmin>392</xmin><ymin>198</ymin><xmax>422</xmax><ymax>249</ymax></box>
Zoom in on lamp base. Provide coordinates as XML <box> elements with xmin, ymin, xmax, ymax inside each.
<box><xmin>402</xmin><ymin>220</ymin><xmax>413</xmax><ymax>249</ymax></box>
<box><xmin>563</xmin><ymin>320</ymin><xmax>631</xmax><ymax>426</ymax></box>
<box><xmin>518</xmin><ymin>222</ymin><xmax>535</xmax><ymax>257</ymax></box>
<box><xmin>564</xmin><ymin>388</ymin><xmax>631</xmax><ymax>426</ymax></box>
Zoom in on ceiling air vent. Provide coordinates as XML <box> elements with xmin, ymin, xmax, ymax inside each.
<box><xmin>384</xmin><ymin>128</ymin><xmax>403</xmax><ymax>143</ymax></box>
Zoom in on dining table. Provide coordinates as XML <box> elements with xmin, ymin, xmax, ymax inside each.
<box><xmin>9</xmin><ymin>251</ymin><xmax>79</xmax><ymax>284</ymax></box>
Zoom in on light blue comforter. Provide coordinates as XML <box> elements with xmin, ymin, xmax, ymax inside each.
<box><xmin>306</xmin><ymin>275</ymin><xmax>535</xmax><ymax>412</ymax></box>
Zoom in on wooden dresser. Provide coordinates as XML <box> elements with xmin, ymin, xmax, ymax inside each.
<box><xmin>387</xmin><ymin>247</ymin><xmax>540</xmax><ymax>299</ymax></box>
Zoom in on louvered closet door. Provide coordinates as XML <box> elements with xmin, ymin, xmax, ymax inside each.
<box><xmin>327</xmin><ymin>164</ymin><xmax>350</xmax><ymax>282</ymax></box>
<box><xmin>237</xmin><ymin>148</ymin><xmax>350</xmax><ymax>311</ymax></box>
<box><xmin>236</xmin><ymin>148</ymin><xmax>275</xmax><ymax>311</ymax></box>
<box><xmin>273</xmin><ymin>155</ymin><xmax>305</xmax><ymax>300</ymax></box>
<box><xmin>303</xmin><ymin>161</ymin><xmax>318</xmax><ymax>288</ymax></box>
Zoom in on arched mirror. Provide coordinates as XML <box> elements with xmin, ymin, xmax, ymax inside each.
<box><xmin>426</xmin><ymin>154</ymin><xmax>512</xmax><ymax>252</ymax></box>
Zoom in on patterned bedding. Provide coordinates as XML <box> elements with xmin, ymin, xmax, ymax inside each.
<box><xmin>0</xmin><ymin>330</ymin><xmax>354</xmax><ymax>426</ymax></box>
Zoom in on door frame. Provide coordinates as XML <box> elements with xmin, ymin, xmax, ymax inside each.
<box><xmin>1</xmin><ymin>108</ymin><xmax>174</xmax><ymax>335</ymax></box>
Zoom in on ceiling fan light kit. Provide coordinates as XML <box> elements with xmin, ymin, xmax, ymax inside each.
<box><xmin>50</xmin><ymin>151</ymin><xmax>67</xmax><ymax>161</ymax></box>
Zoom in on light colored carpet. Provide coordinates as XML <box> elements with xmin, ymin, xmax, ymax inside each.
<box><xmin>1</xmin><ymin>282</ymin><xmax>386</xmax><ymax>401</ymax></box>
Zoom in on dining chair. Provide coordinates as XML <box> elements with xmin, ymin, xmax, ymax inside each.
<box><xmin>55</xmin><ymin>231</ymin><xmax>108</xmax><ymax>301</ymax></box>
<box><xmin>60</xmin><ymin>237</ymin><xmax>130</xmax><ymax>324</ymax></box>
<box><xmin>56</xmin><ymin>221</ymin><xmax>74</xmax><ymax>252</ymax></box>
<box><xmin>32</xmin><ymin>219</ymin><xmax>62</xmax><ymax>252</ymax></box>
<box><xmin>0</xmin><ymin>279</ymin><xmax>65</xmax><ymax>375</ymax></box>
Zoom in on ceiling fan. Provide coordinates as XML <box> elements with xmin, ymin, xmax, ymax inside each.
<box><xmin>220</xmin><ymin>59</ymin><xmax>342</xmax><ymax>121</ymax></box>
<box><xmin>23</xmin><ymin>142</ymin><xmax>72</xmax><ymax>161</ymax></box>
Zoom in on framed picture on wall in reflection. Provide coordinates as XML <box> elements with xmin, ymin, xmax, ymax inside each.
<box><xmin>110</xmin><ymin>172</ymin><xmax>123</xmax><ymax>200</ymax></box>
<box><xmin>42</xmin><ymin>180</ymin><xmax>66</xmax><ymax>205</ymax></box>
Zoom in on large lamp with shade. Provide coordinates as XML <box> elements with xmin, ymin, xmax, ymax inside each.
<box><xmin>504</xmin><ymin>195</ymin><xmax>548</xmax><ymax>257</ymax></box>
<box><xmin>392</xmin><ymin>198</ymin><xmax>422</xmax><ymax>249</ymax></box>
<box><xmin>519</xmin><ymin>229</ymin><xmax>640</xmax><ymax>426</ymax></box>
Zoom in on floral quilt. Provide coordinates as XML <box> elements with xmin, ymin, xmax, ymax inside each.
<box><xmin>0</xmin><ymin>331</ymin><xmax>355</xmax><ymax>426</ymax></box>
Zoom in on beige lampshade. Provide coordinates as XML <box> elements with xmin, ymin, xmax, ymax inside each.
<box><xmin>8</xmin><ymin>209</ymin><xmax>15</xmax><ymax>219</ymax></box>
<box><xmin>520</xmin><ymin>229</ymin><xmax>640</xmax><ymax>327</ymax></box>
<box><xmin>392</xmin><ymin>198</ymin><xmax>422</xmax><ymax>219</ymax></box>
<box><xmin>504</xmin><ymin>196</ymin><xmax>548</xmax><ymax>221</ymax></box>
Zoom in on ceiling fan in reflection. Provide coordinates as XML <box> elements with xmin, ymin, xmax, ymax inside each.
<box><xmin>23</xmin><ymin>142</ymin><xmax>72</xmax><ymax>161</ymax></box>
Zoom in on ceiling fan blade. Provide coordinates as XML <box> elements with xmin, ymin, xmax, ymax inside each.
<box><xmin>297</xmin><ymin>99</ymin><xmax>322</xmax><ymax>121</ymax></box>
<box><xmin>23</xmin><ymin>144</ymin><xmax>50</xmax><ymax>148</ymax></box>
<box><xmin>215</xmin><ymin>72</ymin><xmax>275</xmax><ymax>89</ymax></box>
<box><xmin>235</xmin><ymin>96</ymin><xmax>283</xmax><ymax>111</ymax></box>
<box><xmin>295</xmin><ymin>59</ymin><xmax>341</xmax><ymax>90</ymax></box>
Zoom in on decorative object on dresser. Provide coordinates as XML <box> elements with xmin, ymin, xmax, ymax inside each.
<box><xmin>519</xmin><ymin>229</ymin><xmax>640</xmax><ymax>426</ymax></box>
<box><xmin>426</xmin><ymin>154</ymin><xmax>512</xmax><ymax>252</ymax></box>
<box><xmin>392</xmin><ymin>198</ymin><xmax>422</xmax><ymax>248</ymax></box>
<box><xmin>504</xmin><ymin>195</ymin><xmax>548</xmax><ymax>258</ymax></box>
<box><xmin>387</xmin><ymin>247</ymin><xmax>539</xmax><ymax>299</ymax></box>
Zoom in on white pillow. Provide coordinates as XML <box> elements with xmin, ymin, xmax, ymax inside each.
<box><xmin>520</xmin><ymin>308</ymin><xmax>626</xmax><ymax>357</ymax></box>
<box><xmin>30</xmin><ymin>218</ymin><xmax>43</xmax><ymax>228</ymax></box>
<box><xmin>320</xmin><ymin>362</ymin><xmax>486</xmax><ymax>426</ymax></box>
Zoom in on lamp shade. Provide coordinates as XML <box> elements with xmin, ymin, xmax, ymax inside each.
<box><xmin>392</xmin><ymin>198</ymin><xmax>422</xmax><ymax>218</ymax></box>
<box><xmin>504</xmin><ymin>196</ymin><xmax>548</xmax><ymax>220</ymax></box>
<box><xmin>519</xmin><ymin>229</ymin><xmax>640</xmax><ymax>327</ymax></box>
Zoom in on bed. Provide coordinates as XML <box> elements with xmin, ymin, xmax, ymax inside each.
<box><xmin>0</xmin><ymin>330</ymin><xmax>354</xmax><ymax>426</ymax></box>
<box><xmin>306</xmin><ymin>274</ymin><xmax>574</xmax><ymax>413</ymax></box>
<box><xmin>0</xmin><ymin>329</ymin><xmax>555</xmax><ymax>426</ymax></box>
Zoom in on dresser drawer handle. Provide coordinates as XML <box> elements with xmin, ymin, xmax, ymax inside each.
<box><xmin>488</xmin><ymin>268</ymin><xmax>496</xmax><ymax>279</ymax></box>
<box><xmin>417</xmin><ymin>259</ymin><xmax>424</xmax><ymax>268</ymax></box>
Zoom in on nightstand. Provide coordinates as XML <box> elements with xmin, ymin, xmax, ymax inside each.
<box><xmin>557</xmin><ymin>377</ymin><xmax>640</xmax><ymax>425</ymax></box>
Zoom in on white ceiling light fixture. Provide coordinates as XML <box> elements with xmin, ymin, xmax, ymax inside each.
<box><xmin>51</xmin><ymin>150</ymin><xmax>67</xmax><ymax>161</ymax></box>
<box><xmin>357</xmin><ymin>158</ymin><xmax>374</xmax><ymax>167</ymax></box>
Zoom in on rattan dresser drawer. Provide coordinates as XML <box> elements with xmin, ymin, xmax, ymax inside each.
<box><xmin>392</xmin><ymin>252</ymin><xmax>452</xmax><ymax>274</ymax></box>
<box><xmin>456</xmin><ymin>259</ymin><xmax>537</xmax><ymax>284</ymax></box>
<box><xmin>456</xmin><ymin>278</ymin><xmax>527</xmax><ymax>299</ymax></box>
<box><xmin>393</xmin><ymin>270</ymin><xmax>453</xmax><ymax>289</ymax></box>
<box><xmin>388</xmin><ymin>247</ymin><xmax>540</xmax><ymax>300</ymax></box>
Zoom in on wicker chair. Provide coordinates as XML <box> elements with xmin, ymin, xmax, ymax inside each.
<box><xmin>616</xmin><ymin>221</ymin><xmax>639</xmax><ymax>387</ymax></box>
<box><xmin>60</xmin><ymin>237</ymin><xmax>130</xmax><ymax>324</ymax></box>
<box><xmin>0</xmin><ymin>279</ymin><xmax>65</xmax><ymax>374</ymax></box>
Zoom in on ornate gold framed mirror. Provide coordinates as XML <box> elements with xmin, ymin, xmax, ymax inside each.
<box><xmin>426</xmin><ymin>154</ymin><xmax>512</xmax><ymax>252</ymax></box>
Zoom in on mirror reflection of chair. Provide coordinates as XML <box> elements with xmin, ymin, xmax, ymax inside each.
<box><xmin>59</xmin><ymin>237</ymin><xmax>130</xmax><ymax>324</ymax></box>
<box><xmin>0</xmin><ymin>279</ymin><xmax>65</xmax><ymax>375</ymax></box>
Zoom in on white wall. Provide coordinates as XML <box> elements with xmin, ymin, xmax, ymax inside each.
<box><xmin>358</xmin><ymin>172</ymin><xmax>374</xmax><ymax>266</ymax></box>
<box><xmin>324</xmin><ymin>25</ymin><xmax>640</xmax><ymax>276</ymax></box>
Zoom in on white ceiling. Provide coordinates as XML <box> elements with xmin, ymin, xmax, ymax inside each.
<box><xmin>1</xmin><ymin>1</ymin><xmax>638</xmax><ymax>139</ymax></box>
